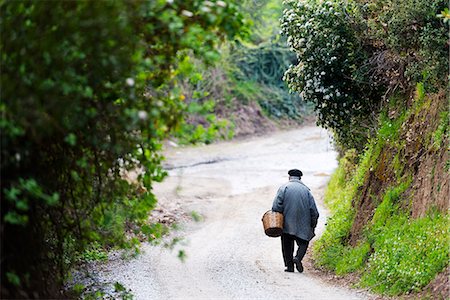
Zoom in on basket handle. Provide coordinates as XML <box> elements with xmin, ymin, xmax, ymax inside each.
<box><xmin>261</xmin><ymin>209</ymin><xmax>272</xmax><ymax>221</ymax></box>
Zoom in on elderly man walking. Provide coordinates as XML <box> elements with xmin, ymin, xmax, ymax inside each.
<box><xmin>272</xmin><ymin>169</ymin><xmax>319</xmax><ymax>273</ymax></box>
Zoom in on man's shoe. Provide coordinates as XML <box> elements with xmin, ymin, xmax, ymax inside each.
<box><xmin>293</xmin><ymin>257</ymin><xmax>303</xmax><ymax>273</ymax></box>
<box><xmin>284</xmin><ymin>268</ymin><xmax>294</xmax><ymax>272</ymax></box>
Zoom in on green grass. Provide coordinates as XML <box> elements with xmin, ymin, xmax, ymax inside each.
<box><xmin>313</xmin><ymin>150</ymin><xmax>361</xmax><ymax>269</ymax></box>
<box><xmin>335</xmin><ymin>241</ymin><xmax>371</xmax><ymax>275</ymax></box>
<box><xmin>432</xmin><ymin>111</ymin><xmax>449</xmax><ymax>150</ymax></box>
<box><xmin>361</xmin><ymin>212</ymin><xmax>449</xmax><ymax>295</ymax></box>
<box><xmin>81</xmin><ymin>242</ymin><xmax>108</xmax><ymax>262</ymax></box>
<box><xmin>316</xmin><ymin>161</ymin><xmax>449</xmax><ymax>295</ymax></box>
<box><xmin>315</xmin><ymin>84</ymin><xmax>449</xmax><ymax>295</ymax></box>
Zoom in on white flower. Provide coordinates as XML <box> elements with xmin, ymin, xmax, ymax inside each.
<box><xmin>182</xmin><ymin>10</ymin><xmax>194</xmax><ymax>17</ymax></box>
<box><xmin>321</xmin><ymin>71</ymin><xmax>326</xmax><ymax>75</ymax></box>
<box><xmin>216</xmin><ymin>1</ymin><xmax>227</xmax><ymax>7</ymax></box>
<box><xmin>126</xmin><ymin>78</ymin><xmax>135</xmax><ymax>87</ymax></box>
<box><xmin>201</xmin><ymin>6</ymin><xmax>212</xmax><ymax>13</ymax></box>
<box><xmin>166</xmin><ymin>0</ymin><xmax>174</xmax><ymax>4</ymax></box>
<box><xmin>138</xmin><ymin>110</ymin><xmax>148</xmax><ymax>121</ymax></box>
<box><xmin>204</xmin><ymin>1</ymin><xmax>214</xmax><ymax>6</ymax></box>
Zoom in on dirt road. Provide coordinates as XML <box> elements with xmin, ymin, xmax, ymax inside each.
<box><xmin>94</xmin><ymin>126</ymin><xmax>369</xmax><ymax>299</ymax></box>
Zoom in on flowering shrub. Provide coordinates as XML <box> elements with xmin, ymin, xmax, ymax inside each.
<box><xmin>281</xmin><ymin>0</ymin><xmax>380</xmax><ymax>148</ymax></box>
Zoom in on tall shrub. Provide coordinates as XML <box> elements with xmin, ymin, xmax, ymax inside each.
<box><xmin>1</xmin><ymin>1</ymin><xmax>246</xmax><ymax>297</ymax></box>
<box><xmin>281</xmin><ymin>0</ymin><xmax>383</xmax><ymax>150</ymax></box>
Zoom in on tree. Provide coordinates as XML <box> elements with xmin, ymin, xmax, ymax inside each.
<box><xmin>1</xmin><ymin>1</ymin><xmax>247</xmax><ymax>297</ymax></box>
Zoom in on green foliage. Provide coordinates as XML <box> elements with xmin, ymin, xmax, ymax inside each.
<box><xmin>317</xmin><ymin>146</ymin><xmax>448</xmax><ymax>295</ymax></box>
<box><xmin>114</xmin><ymin>282</ymin><xmax>134</xmax><ymax>300</ymax></box>
<box><xmin>378</xmin><ymin>111</ymin><xmax>407</xmax><ymax>145</ymax></box>
<box><xmin>360</xmin><ymin>0</ymin><xmax>448</xmax><ymax>88</ymax></box>
<box><xmin>362</xmin><ymin>212</ymin><xmax>448</xmax><ymax>295</ymax></box>
<box><xmin>281</xmin><ymin>0</ymin><xmax>382</xmax><ymax>150</ymax></box>
<box><xmin>72</xmin><ymin>284</ymin><xmax>85</xmax><ymax>296</ymax></box>
<box><xmin>315</xmin><ymin>84</ymin><xmax>448</xmax><ymax>295</ymax></box>
<box><xmin>313</xmin><ymin>151</ymin><xmax>361</xmax><ymax>268</ymax></box>
<box><xmin>241</xmin><ymin>0</ymin><xmax>282</xmax><ymax>43</ymax></box>
<box><xmin>6</xmin><ymin>272</ymin><xmax>21</xmax><ymax>287</ymax></box>
<box><xmin>81</xmin><ymin>242</ymin><xmax>109</xmax><ymax>263</ymax></box>
<box><xmin>142</xmin><ymin>223</ymin><xmax>170</xmax><ymax>242</ymax></box>
<box><xmin>314</xmin><ymin>144</ymin><xmax>378</xmax><ymax>269</ymax></box>
<box><xmin>432</xmin><ymin>111</ymin><xmax>449</xmax><ymax>150</ymax></box>
<box><xmin>175</xmin><ymin>100</ymin><xmax>235</xmax><ymax>144</ymax></box>
<box><xmin>1</xmin><ymin>0</ymin><xmax>247</xmax><ymax>297</ymax></box>
<box><xmin>281</xmin><ymin>0</ymin><xmax>447</xmax><ymax>151</ymax></box>
<box><xmin>178</xmin><ymin>250</ymin><xmax>187</xmax><ymax>262</ymax></box>
<box><xmin>232</xmin><ymin>42</ymin><xmax>306</xmax><ymax>120</ymax></box>
<box><xmin>437</xmin><ymin>8</ymin><xmax>450</xmax><ymax>22</ymax></box>
<box><xmin>74</xmin><ymin>281</ymin><xmax>133</xmax><ymax>300</ymax></box>
<box><xmin>369</xmin><ymin>180</ymin><xmax>412</xmax><ymax>237</ymax></box>
<box><xmin>173</xmin><ymin>0</ymin><xmax>309</xmax><ymax>137</ymax></box>
<box><xmin>190</xmin><ymin>211</ymin><xmax>204</xmax><ymax>222</ymax></box>
<box><xmin>335</xmin><ymin>242</ymin><xmax>371</xmax><ymax>275</ymax></box>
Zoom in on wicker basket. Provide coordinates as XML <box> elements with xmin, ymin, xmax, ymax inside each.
<box><xmin>262</xmin><ymin>210</ymin><xmax>284</xmax><ymax>237</ymax></box>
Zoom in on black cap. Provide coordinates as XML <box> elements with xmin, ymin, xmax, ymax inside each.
<box><xmin>288</xmin><ymin>169</ymin><xmax>303</xmax><ymax>177</ymax></box>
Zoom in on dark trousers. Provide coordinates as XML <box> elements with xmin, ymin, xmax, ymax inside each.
<box><xmin>281</xmin><ymin>233</ymin><xmax>309</xmax><ymax>268</ymax></box>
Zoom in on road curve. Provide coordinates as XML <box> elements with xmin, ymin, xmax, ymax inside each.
<box><xmin>95</xmin><ymin>125</ymin><xmax>370</xmax><ymax>300</ymax></box>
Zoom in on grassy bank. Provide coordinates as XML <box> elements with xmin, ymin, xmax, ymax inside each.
<box><xmin>313</xmin><ymin>84</ymin><xmax>449</xmax><ymax>296</ymax></box>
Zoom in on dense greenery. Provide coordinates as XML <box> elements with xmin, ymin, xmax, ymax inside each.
<box><xmin>281</xmin><ymin>0</ymin><xmax>447</xmax><ymax>151</ymax></box>
<box><xmin>313</xmin><ymin>84</ymin><xmax>449</xmax><ymax>295</ymax></box>
<box><xmin>1</xmin><ymin>0</ymin><xmax>447</xmax><ymax>297</ymax></box>
<box><xmin>1</xmin><ymin>1</ymin><xmax>246</xmax><ymax>297</ymax></box>
<box><xmin>283</xmin><ymin>2</ymin><xmax>449</xmax><ymax>293</ymax></box>
<box><xmin>281</xmin><ymin>0</ymin><xmax>382</xmax><ymax>149</ymax></box>
<box><xmin>172</xmin><ymin>0</ymin><xmax>308</xmax><ymax>145</ymax></box>
<box><xmin>232</xmin><ymin>41</ymin><xmax>306</xmax><ymax>120</ymax></box>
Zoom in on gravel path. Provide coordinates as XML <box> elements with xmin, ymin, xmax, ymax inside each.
<box><xmin>93</xmin><ymin>125</ymin><xmax>371</xmax><ymax>299</ymax></box>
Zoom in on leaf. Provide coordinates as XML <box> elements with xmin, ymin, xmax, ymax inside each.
<box><xmin>6</xmin><ymin>272</ymin><xmax>21</xmax><ymax>287</ymax></box>
<box><xmin>44</xmin><ymin>193</ymin><xmax>60</xmax><ymax>206</ymax></box>
<box><xmin>15</xmin><ymin>199</ymin><xmax>29</xmax><ymax>211</ymax></box>
<box><xmin>4</xmin><ymin>211</ymin><xmax>28</xmax><ymax>226</ymax></box>
<box><xmin>64</xmin><ymin>133</ymin><xmax>77</xmax><ymax>146</ymax></box>
<box><xmin>114</xmin><ymin>282</ymin><xmax>126</xmax><ymax>292</ymax></box>
<box><xmin>5</xmin><ymin>187</ymin><xmax>21</xmax><ymax>201</ymax></box>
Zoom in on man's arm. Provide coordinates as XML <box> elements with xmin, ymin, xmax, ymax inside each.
<box><xmin>309</xmin><ymin>192</ymin><xmax>319</xmax><ymax>228</ymax></box>
<box><xmin>272</xmin><ymin>186</ymin><xmax>285</xmax><ymax>213</ymax></box>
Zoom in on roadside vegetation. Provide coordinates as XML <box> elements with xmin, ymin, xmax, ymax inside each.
<box><xmin>1</xmin><ymin>0</ymin><xmax>309</xmax><ymax>298</ymax></box>
<box><xmin>314</xmin><ymin>86</ymin><xmax>449</xmax><ymax>295</ymax></box>
<box><xmin>2</xmin><ymin>0</ymin><xmax>448</xmax><ymax>298</ymax></box>
<box><xmin>280</xmin><ymin>0</ymin><xmax>449</xmax><ymax>297</ymax></box>
<box><xmin>172</xmin><ymin>0</ymin><xmax>309</xmax><ymax>145</ymax></box>
<box><xmin>1</xmin><ymin>1</ymin><xmax>248</xmax><ymax>297</ymax></box>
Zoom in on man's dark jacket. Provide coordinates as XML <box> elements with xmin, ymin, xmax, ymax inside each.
<box><xmin>272</xmin><ymin>178</ymin><xmax>319</xmax><ymax>241</ymax></box>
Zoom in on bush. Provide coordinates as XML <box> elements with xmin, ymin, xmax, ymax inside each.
<box><xmin>281</xmin><ymin>0</ymin><xmax>447</xmax><ymax>151</ymax></box>
<box><xmin>357</xmin><ymin>0</ymin><xmax>448</xmax><ymax>89</ymax></box>
<box><xmin>281</xmin><ymin>0</ymin><xmax>383</xmax><ymax>150</ymax></box>
<box><xmin>1</xmin><ymin>1</ymin><xmax>246</xmax><ymax>297</ymax></box>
